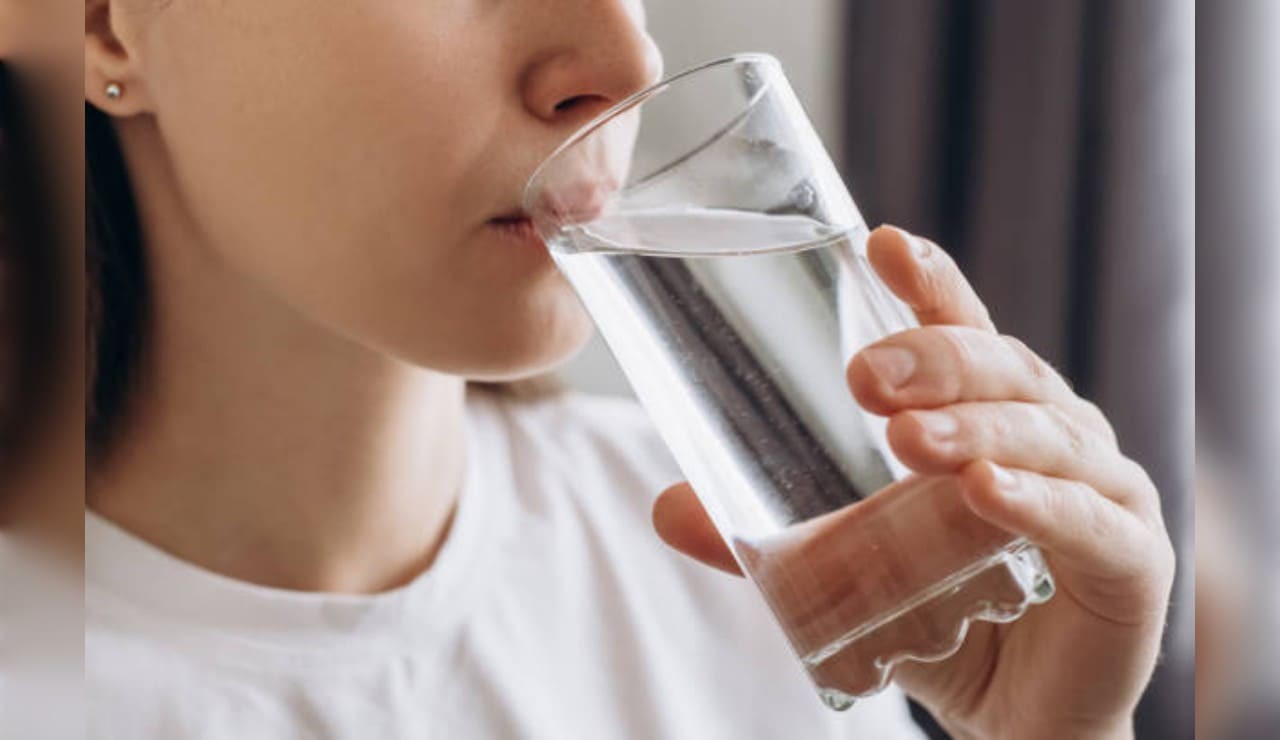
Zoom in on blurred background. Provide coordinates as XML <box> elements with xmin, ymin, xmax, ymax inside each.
<box><xmin>1</xmin><ymin>1</ymin><xmax>86</xmax><ymax>737</ymax></box>
<box><xmin>557</xmin><ymin>1</ymin><xmax>1211</xmax><ymax>738</ymax></box>
<box><xmin>1199</xmin><ymin>1</ymin><xmax>1280</xmax><ymax>738</ymax></box>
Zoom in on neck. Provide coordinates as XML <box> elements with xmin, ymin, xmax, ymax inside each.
<box><xmin>89</xmin><ymin>119</ymin><xmax>468</xmax><ymax>595</ymax></box>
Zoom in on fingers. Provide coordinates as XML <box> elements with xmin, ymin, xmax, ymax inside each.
<box><xmin>959</xmin><ymin>461</ymin><xmax>1175</xmax><ymax>624</ymax></box>
<box><xmin>886</xmin><ymin>401</ymin><xmax>1153</xmax><ymax>515</ymax></box>
<box><xmin>866</xmin><ymin>225</ymin><xmax>996</xmax><ymax>332</ymax></box>
<box><xmin>652</xmin><ymin>483</ymin><xmax>743</xmax><ymax>576</ymax></box>
<box><xmin>848</xmin><ymin>325</ymin><xmax>1077</xmax><ymax>416</ymax></box>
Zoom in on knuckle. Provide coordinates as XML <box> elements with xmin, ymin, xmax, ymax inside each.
<box><xmin>1160</xmin><ymin>536</ymin><xmax>1178</xmax><ymax>583</ymax></box>
<box><xmin>1020</xmin><ymin>475</ymin><xmax>1061</xmax><ymax>538</ymax></box>
<box><xmin>1077</xmin><ymin>399</ymin><xmax>1119</xmax><ymax>445</ymax></box>
<box><xmin>932</xmin><ymin>326</ymin><xmax>976</xmax><ymax>370</ymax></box>
<box><xmin>983</xmin><ymin>404</ymin><xmax>1019</xmax><ymax>450</ymax></box>
<box><xmin>1069</xmin><ymin>482</ymin><xmax>1117</xmax><ymax>543</ymax></box>
<box><xmin>1000</xmin><ymin>334</ymin><xmax>1057</xmax><ymax>390</ymax></box>
<box><xmin>1128</xmin><ymin>531</ymin><xmax>1178</xmax><ymax>610</ymax></box>
<box><xmin>1123</xmin><ymin>459</ymin><xmax>1163</xmax><ymax>516</ymax></box>
<box><xmin>1151</xmin><ymin>527</ymin><xmax>1176</xmax><ymax>573</ymax></box>
<box><xmin>1046</xmin><ymin>404</ymin><xmax>1091</xmax><ymax>463</ymax></box>
<box><xmin>1031</xmin><ymin>475</ymin><xmax>1094</xmax><ymax>535</ymax></box>
<box><xmin>933</xmin><ymin>329</ymin><xmax>978</xmax><ymax>398</ymax></box>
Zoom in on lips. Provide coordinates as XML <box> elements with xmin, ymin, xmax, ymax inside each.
<box><xmin>521</xmin><ymin>177</ymin><xmax>617</xmax><ymax>243</ymax></box>
<box><xmin>485</xmin><ymin>211</ymin><xmax>543</xmax><ymax>248</ymax></box>
<box><xmin>521</xmin><ymin>104</ymin><xmax>636</xmax><ymax>238</ymax></box>
<box><xmin>487</xmin><ymin>172</ymin><xmax>616</xmax><ymax>250</ymax></box>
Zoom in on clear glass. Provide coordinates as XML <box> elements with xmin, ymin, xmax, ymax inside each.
<box><xmin>524</xmin><ymin>54</ymin><xmax>1054</xmax><ymax>710</ymax></box>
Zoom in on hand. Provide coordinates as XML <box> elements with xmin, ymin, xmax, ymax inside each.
<box><xmin>651</xmin><ymin>226</ymin><xmax>1175</xmax><ymax>739</ymax></box>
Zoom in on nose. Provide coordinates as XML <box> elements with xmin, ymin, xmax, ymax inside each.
<box><xmin>520</xmin><ymin>0</ymin><xmax>664</xmax><ymax>127</ymax></box>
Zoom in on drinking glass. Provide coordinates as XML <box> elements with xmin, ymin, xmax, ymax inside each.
<box><xmin>524</xmin><ymin>53</ymin><xmax>1054</xmax><ymax>710</ymax></box>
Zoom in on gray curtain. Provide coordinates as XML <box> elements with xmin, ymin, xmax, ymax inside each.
<box><xmin>1200</xmin><ymin>2</ymin><xmax>1280</xmax><ymax>737</ymax></box>
<box><xmin>841</xmin><ymin>2</ymin><xmax>1194</xmax><ymax>737</ymax></box>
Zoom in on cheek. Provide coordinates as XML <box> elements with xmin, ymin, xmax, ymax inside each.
<box><xmin>142</xmin><ymin>2</ymin><xmax>596</xmax><ymax>375</ymax></box>
<box><xmin>145</xmin><ymin>0</ymin><xmax>490</xmax><ymax>288</ymax></box>
<box><xmin>141</xmin><ymin>1</ymin><xmax>590</xmax><ymax>372</ymax></box>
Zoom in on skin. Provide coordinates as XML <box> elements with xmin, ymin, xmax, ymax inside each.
<box><xmin>85</xmin><ymin>0</ymin><xmax>1173</xmax><ymax>736</ymax></box>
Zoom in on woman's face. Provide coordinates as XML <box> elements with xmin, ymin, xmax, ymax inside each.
<box><xmin>107</xmin><ymin>0</ymin><xmax>661</xmax><ymax>379</ymax></box>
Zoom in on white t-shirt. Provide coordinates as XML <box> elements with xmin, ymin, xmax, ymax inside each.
<box><xmin>85</xmin><ymin>389</ymin><xmax>925</xmax><ymax>739</ymax></box>
<box><xmin>0</xmin><ymin>534</ymin><xmax>85</xmax><ymax>740</ymax></box>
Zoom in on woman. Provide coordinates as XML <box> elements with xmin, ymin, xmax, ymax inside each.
<box><xmin>83</xmin><ymin>0</ymin><xmax>1175</xmax><ymax>737</ymax></box>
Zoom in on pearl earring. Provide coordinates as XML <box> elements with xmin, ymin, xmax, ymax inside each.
<box><xmin>105</xmin><ymin>82</ymin><xmax>123</xmax><ymax>101</ymax></box>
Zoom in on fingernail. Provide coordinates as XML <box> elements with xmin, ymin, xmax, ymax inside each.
<box><xmin>915</xmin><ymin>411</ymin><xmax>958</xmax><ymax>444</ymax></box>
<box><xmin>861</xmin><ymin>346</ymin><xmax>917</xmax><ymax>389</ymax></box>
<box><xmin>892</xmin><ymin>226</ymin><xmax>930</xmax><ymax>259</ymax></box>
<box><xmin>990</xmin><ymin>463</ymin><xmax>1019</xmax><ymax>493</ymax></box>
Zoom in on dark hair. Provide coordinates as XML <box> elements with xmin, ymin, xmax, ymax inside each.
<box><xmin>0</xmin><ymin>63</ymin><xmax>63</xmax><ymax>484</ymax></box>
<box><xmin>86</xmin><ymin>102</ymin><xmax>148</xmax><ymax>464</ymax></box>
<box><xmin>0</xmin><ymin>65</ymin><xmax>15</xmax><ymax>465</ymax></box>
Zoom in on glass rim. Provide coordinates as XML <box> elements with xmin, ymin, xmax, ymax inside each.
<box><xmin>521</xmin><ymin>52</ymin><xmax>783</xmax><ymax>214</ymax></box>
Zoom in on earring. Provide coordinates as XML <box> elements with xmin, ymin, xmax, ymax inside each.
<box><xmin>105</xmin><ymin>82</ymin><xmax>123</xmax><ymax>101</ymax></box>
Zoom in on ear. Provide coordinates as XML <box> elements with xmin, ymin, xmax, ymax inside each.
<box><xmin>85</xmin><ymin>0</ymin><xmax>153</xmax><ymax>116</ymax></box>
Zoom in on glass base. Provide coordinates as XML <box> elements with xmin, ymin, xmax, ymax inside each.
<box><xmin>806</xmin><ymin>542</ymin><xmax>1054</xmax><ymax>711</ymax></box>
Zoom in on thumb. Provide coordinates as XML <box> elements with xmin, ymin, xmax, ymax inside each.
<box><xmin>652</xmin><ymin>483</ymin><xmax>743</xmax><ymax>576</ymax></box>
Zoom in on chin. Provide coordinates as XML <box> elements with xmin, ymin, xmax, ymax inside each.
<box><xmin>452</xmin><ymin>301</ymin><xmax>597</xmax><ymax>383</ymax></box>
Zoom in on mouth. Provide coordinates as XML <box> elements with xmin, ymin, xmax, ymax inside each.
<box><xmin>485</xmin><ymin>211</ymin><xmax>542</xmax><ymax>248</ymax></box>
<box><xmin>488</xmin><ymin>172</ymin><xmax>618</xmax><ymax>253</ymax></box>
